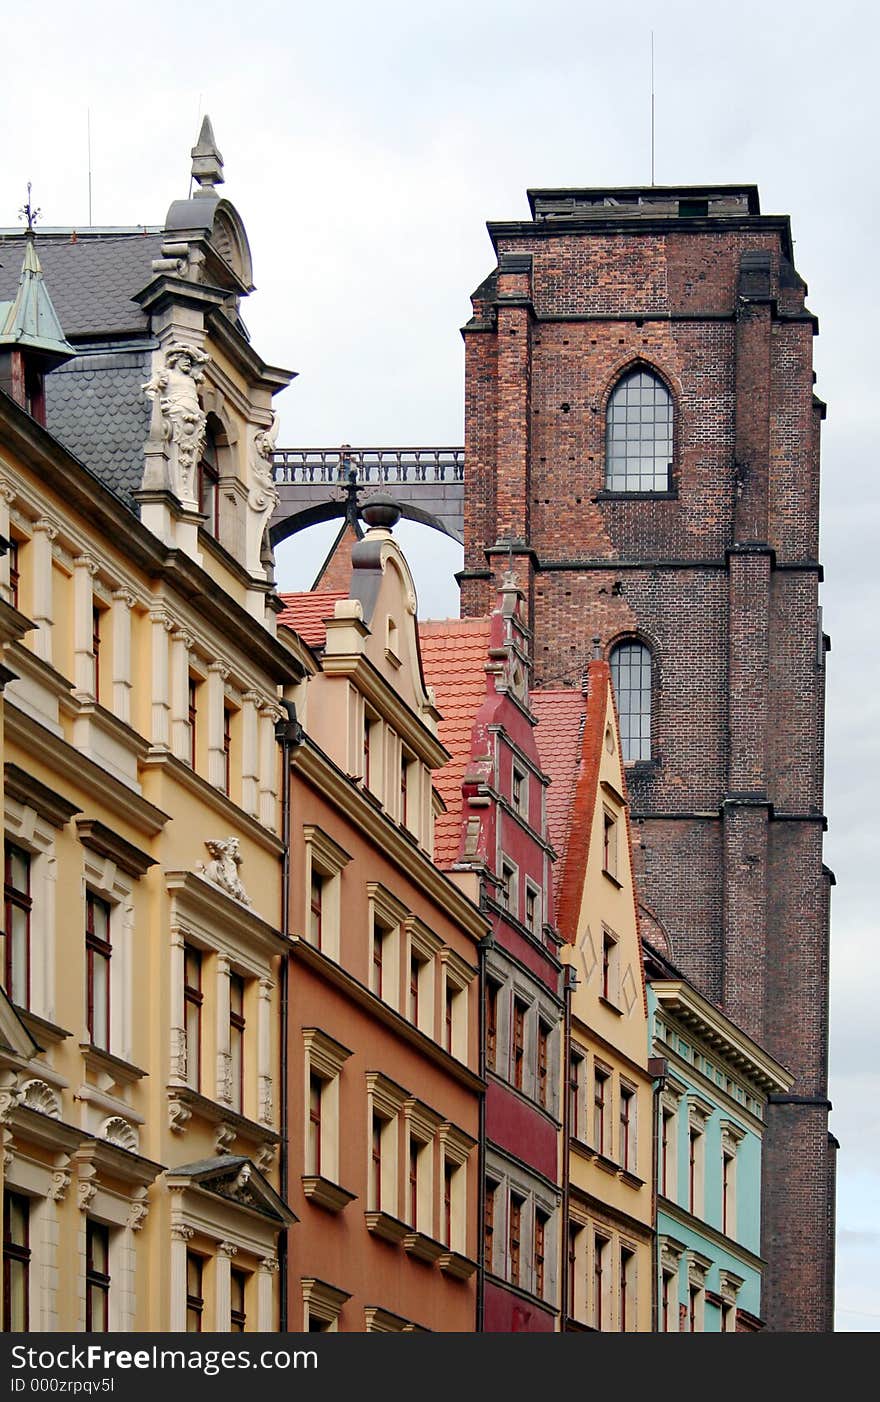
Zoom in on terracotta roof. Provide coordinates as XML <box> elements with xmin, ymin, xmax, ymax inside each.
<box><xmin>276</xmin><ymin>591</ymin><xmax>346</xmax><ymax>648</ymax></box>
<box><xmin>530</xmin><ymin>688</ymin><xmax>586</xmax><ymax>894</ymax></box>
<box><xmin>419</xmin><ymin>618</ymin><xmax>493</xmax><ymax>868</ymax></box>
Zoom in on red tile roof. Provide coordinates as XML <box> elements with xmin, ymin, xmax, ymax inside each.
<box><xmin>530</xmin><ymin>688</ymin><xmax>586</xmax><ymax>894</ymax></box>
<box><xmin>276</xmin><ymin>591</ymin><xmax>347</xmax><ymax>648</ymax></box>
<box><xmin>419</xmin><ymin>618</ymin><xmax>493</xmax><ymax>868</ymax></box>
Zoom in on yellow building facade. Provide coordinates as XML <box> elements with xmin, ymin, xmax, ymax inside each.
<box><xmin>0</xmin><ymin>125</ymin><xmax>305</xmax><ymax>1332</ymax></box>
<box><xmin>536</xmin><ymin>657</ymin><xmax>654</xmax><ymax>1330</ymax></box>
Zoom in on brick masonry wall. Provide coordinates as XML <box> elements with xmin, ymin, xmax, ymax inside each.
<box><xmin>462</xmin><ymin>208</ymin><xmax>833</xmax><ymax>1329</ymax></box>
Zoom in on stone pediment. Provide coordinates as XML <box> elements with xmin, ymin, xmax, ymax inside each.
<box><xmin>165</xmin><ymin>1155</ymin><xmax>296</xmax><ymax>1225</ymax></box>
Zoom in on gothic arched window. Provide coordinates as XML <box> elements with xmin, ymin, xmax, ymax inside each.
<box><xmin>610</xmin><ymin>641</ymin><xmax>653</xmax><ymax>762</ymax></box>
<box><xmin>605</xmin><ymin>369</ymin><xmax>673</xmax><ymax>492</ymax></box>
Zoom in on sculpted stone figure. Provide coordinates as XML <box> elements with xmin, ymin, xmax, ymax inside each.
<box><xmin>197</xmin><ymin>836</ymin><xmax>251</xmax><ymax>906</ymax></box>
<box><xmin>143</xmin><ymin>343</ymin><xmax>210</xmax><ymax>505</ymax></box>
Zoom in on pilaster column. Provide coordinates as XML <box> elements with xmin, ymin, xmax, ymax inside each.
<box><xmin>170</xmin><ymin>1223</ymin><xmax>194</xmax><ymax>1331</ymax></box>
<box><xmin>241</xmin><ymin>691</ymin><xmax>261</xmax><ymax>817</ymax></box>
<box><xmin>111</xmin><ymin>590</ymin><xmax>136</xmax><ymax>723</ymax></box>
<box><xmin>215</xmin><ymin>954</ymin><xmax>232</xmax><ymax>1104</ymax></box>
<box><xmin>169</xmin><ymin>928</ymin><xmax>186</xmax><ymax>1083</ymax></box>
<box><xmin>73</xmin><ymin>555</ymin><xmax>99</xmax><ymax>696</ymax></box>
<box><xmin>149</xmin><ymin>609</ymin><xmax>174</xmax><ymax>748</ymax></box>
<box><xmin>257</xmin><ymin>976</ymin><xmax>274</xmax><ymax>1127</ymax></box>
<box><xmin>215</xmin><ymin>1241</ymin><xmax>238</xmax><ymax>1331</ymax></box>
<box><xmin>32</xmin><ymin>519</ymin><xmax>57</xmax><ymax>663</ymax></box>
<box><xmin>207</xmin><ymin>662</ymin><xmax>230</xmax><ymax>790</ymax></box>
<box><xmin>258</xmin><ymin>702</ymin><xmax>280</xmax><ymax>829</ymax></box>
<box><xmin>170</xmin><ymin>631</ymin><xmax>194</xmax><ymax>762</ymax></box>
<box><xmin>257</xmin><ymin>1255</ymin><xmax>279</xmax><ymax>1331</ymax></box>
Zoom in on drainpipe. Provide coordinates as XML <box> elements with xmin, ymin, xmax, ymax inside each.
<box><xmin>648</xmin><ymin>1055</ymin><xmax>668</xmax><ymax>1334</ymax></box>
<box><xmin>476</xmin><ymin>926</ymin><xmax>493</xmax><ymax>1332</ymax></box>
<box><xmin>560</xmin><ymin>964</ymin><xmax>575</xmax><ymax>1329</ymax></box>
<box><xmin>275</xmin><ymin>699</ymin><xmax>304</xmax><ymax>1333</ymax></box>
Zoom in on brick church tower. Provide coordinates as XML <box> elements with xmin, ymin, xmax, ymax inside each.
<box><xmin>459</xmin><ymin>185</ymin><xmax>835</xmax><ymax>1331</ymax></box>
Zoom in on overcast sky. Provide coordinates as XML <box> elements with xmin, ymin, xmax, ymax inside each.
<box><xmin>3</xmin><ymin>0</ymin><xmax>877</xmax><ymax>1331</ymax></box>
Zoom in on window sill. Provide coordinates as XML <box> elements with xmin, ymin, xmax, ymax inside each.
<box><xmin>598</xmin><ymin>995</ymin><xmax>623</xmax><ymax>1017</ymax></box>
<box><xmin>602</xmin><ymin>869</ymin><xmax>623</xmax><ymax>890</ymax></box>
<box><xmin>403</xmin><ymin>1230</ymin><xmax>446</xmax><ymax>1264</ymax></box>
<box><xmin>437</xmin><ymin>1250</ymin><xmax>477</xmax><ymax>1281</ymax></box>
<box><xmin>595</xmin><ymin>489</ymin><xmax>677</xmax><ymax>502</ymax></box>
<box><xmin>80</xmin><ymin>1043</ymin><xmax>148</xmax><ymax>1086</ymax></box>
<box><xmin>364</xmin><ymin>1210</ymin><xmax>410</xmax><ymax>1244</ymax></box>
<box><xmin>301</xmin><ymin>1175</ymin><xmax>357</xmax><ymax>1213</ymax></box>
<box><xmin>618</xmin><ymin>1166</ymin><xmax>646</xmax><ymax>1189</ymax></box>
<box><xmin>15</xmin><ymin>1006</ymin><xmax>72</xmax><ymax>1049</ymax></box>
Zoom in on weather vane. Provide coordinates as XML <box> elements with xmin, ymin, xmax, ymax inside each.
<box><xmin>18</xmin><ymin>182</ymin><xmax>40</xmax><ymax>232</ymax></box>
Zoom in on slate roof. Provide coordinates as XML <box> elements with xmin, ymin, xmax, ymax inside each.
<box><xmin>0</xmin><ymin>232</ymin><xmax>162</xmax><ymax>339</ymax></box>
<box><xmin>276</xmin><ymin>591</ymin><xmax>347</xmax><ymax>648</ymax></box>
<box><xmin>530</xmin><ymin>688</ymin><xmax>587</xmax><ymax>896</ymax></box>
<box><xmin>419</xmin><ymin>618</ymin><xmax>492</xmax><ymax>868</ymax></box>
<box><xmin>44</xmin><ymin>350</ymin><xmax>152</xmax><ymax>509</ymax></box>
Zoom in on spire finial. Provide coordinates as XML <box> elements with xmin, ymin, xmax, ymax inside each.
<box><xmin>190</xmin><ymin>115</ymin><xmax>224</xmax><ymax>197</ymax></box>
<box><xmin>18</xmin><ymin>182</ymin><xmax>40</xmax><ymax>233</ymax></box>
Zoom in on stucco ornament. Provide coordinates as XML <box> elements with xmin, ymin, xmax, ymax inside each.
<box><xmin>143</xmin><ymin>343</ymin><xmax>210</xmax><ymax>506</ymax></box>
<box><xmin>250</xmin><ymin>414</ymin><xmax>280</xmax><ymax>515</ymax></box>
<box><xmin>197</xmin><ymin>837</ymin><xmax>252</xmax><ymax>906</ymax></box>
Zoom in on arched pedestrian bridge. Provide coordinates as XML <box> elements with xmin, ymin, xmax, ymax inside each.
<box><xmin>269</xmin><ymin>446</ymin><xmax>466</xmax><ymax>545</ymax></box>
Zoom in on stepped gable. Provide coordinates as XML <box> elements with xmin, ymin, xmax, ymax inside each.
<box><xmin>529</xmin><ymin>687</ymin><xmax>586</xmax><ymax>896</ymax></box>
<box><xmin>276</xmin><ymin>591</ymin><xmax>347</xmax><ymax>649</ymax></box>
<box><xmin>419</xmin><ymin>617</ymin><xmax>493</xmax><ymax>867</ymax></box>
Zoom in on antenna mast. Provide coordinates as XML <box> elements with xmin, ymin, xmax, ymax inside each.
<box><xmin>650</xmin><ymin>32</ymin><xmax>655</xmax><ymax>186</ymax></box>
<box><xmin>87</xmin><ymin>108</ymin><xmax>93</xmax><ymax>225</ymax></box>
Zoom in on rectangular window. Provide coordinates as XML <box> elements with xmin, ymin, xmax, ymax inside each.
<box><xmin>509</xmin><ymin>1194</ymin><xmax>523</xmax><ymax>1288</ymax></box>
<box><xmin>4</xmin><ymin>843</ymin><xmax>31</xmax><ymax>1008</ymax></box>
<box><xmin>445</xmin><ymin>984</ymin><xmax>454</xmax><ymax>1054</ymax></box>
<box><xmin>363</xmin><ymin>715</ymin><xmax>375</xmax><ymax>789</ymax></box>
<box><xmin>525</xmin><ymin>886</ymin><xmax>540</xmax><ymax>936</ymax></box>
<box><xmin>309</xmin><ymin>872</ymin><xmax>324</xmax><ymax>950</ymax></box>
<box><xmin>661</xmin><ymin>1270</ymin><xmax>674</xmax><ymax>1332</ymax></box>
<box><xmin>593</xmin><ymin>1235</ymin><xmax>608</xmax><ymax>1330</ymax></box>
<box><xmin>601</xmin><ymin>930</ymin><xmax>619</xmax><ymax>1004</ymax></box>
<box><xmin>443</xmin><ymin>1159</ymin><xmax>454</xmax><ymax>1248</ymax></box>
<box><xmin>512</xmin><ymin>998</ymin><xmax>527</xmax><ymax>1091</ymax></box>
<box><xmin>485</xmin><ymin>980</ymin><xmax>499</xmax><ymax>1072</ymax></box>
<box><xmin>484</xmin><ymin>1180</ymin><xmax>497</xmax><ymax>1273</ymax></box>
<box><xmin>661</xmin><ymin>1108</ymin><xmax>673</xmax><ymax>1197</ymax></box>
<box><xmin>8</xmin><ymin>539</ymin><xmax>19</xmax><ymax>610</ymax></box>
<box><xmin>500</xmin><ymin>860</ymin><xmax>517</xmax><ymax>916</ymax></box>
<box><xmin>593</xmin><ymin>1067</ymin><xmax>609</xmax><ymax>1154</ymax></box>
<box><xmin>229</xmin><ymin>974</ymin><xmax>245</xmax><ymax>1114</ymax></box>
<box><xmin>230</xmin><ymin>1268</ymin><xmax>247</xmax><ymax>1333</ymax></box>
<box><xmin>372</xmin><ymin>925</ymin><xmax>386</xmax><ymax>1000</ymax></box>
<box><xmin>183</xmin><ymin>945</ymin><xmax>202</xmax><ymax>1091</ymax></box>
<box><xmin>569</xmin><ymin>1050</ymin><xmax>584</xmax><ymax>1140</ymax></box>
<box><xmin>92</xmin><ymin>606</ymin><xmax>102</xmax><ymax>701</ymax></box>
<box><xmin>512</xmin><ymin>764</ymin><xmax>528</xmax><ymax>817</ymax></box>
<box><xmin>537</xmin><ymin>1022</ymin><xmax>550</xmax><ymax>1109</ymax></box>
<box><xmin>689</xmin><ymin>1128</ymin><xmax>701</xmax><ymax>1214</ymax></box>
<box><xmin>223</xmin><ymin>707</ymin><xmax>232</xmax><ymax>797</ymax></box>
<box><xmin>409</xmin><ymin>1139</ymin><xmax>420</xmax><ymax>1228</ymax></box>
<box><xmin>722</xmin><ymin>1150</ymin><xmax>735</xmax><ymax>1236</ymax></box>
<box><xmin>86</xmin><ymin>892</ymin><xmax>111</xmax><ymax>1051</ymax></box>
<box><xmin>567</xmin><ymin>1224</ymin><xmax>579</xmax><ymax>1320</ymax></box>
<box><xmin>409</xmin><ymin>952</ymin><xmax>421</xmax><ymax>1026</ymax></box>
<box><xmin>86</xmin><ymin>1221</ymin><xmax>110</xmax><ymax>1332</ymax></box>
<box><xmin>188</xmin><ymin>678</ymin><xmax>198</xmax><ymax>769</ymax></box>
<box><xmin>2</xmin><ymin>1191</ymin><xmax>30</xmax><ymax>1332</ymax></box>
<box><xmin>689</xmin><ymin>1283</ymin><xmax>700</xmax><ymax>1332</ymax></box>
<box><xmin>308</xmin><ymin>1073</ymin><xmax>323</xmax><ymax>1176</ymax></box>
<box><xmin>534</xmin><ymin>1209</ymin><xmax>548</xmax><ymax>1300</ymax></box>
<box><xmin>371</xmin><ymin>1114</ymin><xmax>383</xmax><ymax>1212</ymax></box>
<box><xmin>619</xmin><ymin>1246</ymin><xmax>635</xmax><ymax>1332</ymax></box>
<box><xmin>186</xmin><ymin>1251</ymin><xmax>204</xmax><ymax>1333</ymax></box>
<box><xmin>602</xmin><ymin>809</ymin><xmax>617</xmax><ymax>879</ymax></box>
<box><xmin>619</xmin><ymin>1085</ymin><xmax>634</xmax><ymax>1170</ymax></box>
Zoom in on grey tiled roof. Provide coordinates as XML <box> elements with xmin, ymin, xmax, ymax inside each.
<box><xmin>0</xmin><ymin>233</ymin><xmax>163</xmax><ymax>338</ymax></box>
<box><xmin>45</xmin><ymin>350</ymin><xmax>153</xmax><ymax>512</ymax></box>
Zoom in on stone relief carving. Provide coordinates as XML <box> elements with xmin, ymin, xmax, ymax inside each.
<box><xmin>49</xmin><ymin>1169</ymin><xmax>71</xmax><ymax>1203</ymax></box>
<box><xmin>170</xmin><ymin>1026</ymin><xmax>187</xmax><ymax>1082</ymax></box>
<box><xmin>127</xmin><ymin>1188</ymin><xmax>150</xmax><ymax>1232</ymax></box>
<box><xmin>100</xmin><ymin>1116</ymin><xmax>139</xmax><ymax>1152</ymax></box>
<box><xmin>20</xmin><ymin>1079</ymin><xmax>62</xmax><ymax>1119</ymax></box>
<box><xmin>168</xmin><ymin>1096</ymin><xmax>192</xmax><ymax>1134</ymax></box>
<box><xmin>250</xmin><ymin>414</ymin><xmax>279</xmax><ymax>516</ymax></box>
<box><xmin>215</xmin><ymin>1122</ymin><xmax>237</xmax><ymax>1156</ymax></box>
<box><xmin>197</xmin><ymin>837</ymin><xmax>251</xmax><ymax>906</ymax></box>
<box><xmin>254</xmin><ymin>1143</ymin><xmax>276</xmax><ymax>1175</ymax></box>
<box><xmin>77</xmin><ymin>1180</ymin><xmax>98</xmax><ymax>1212</ymax></box>
<box><xmin>142</xmin><ymin>343</ymin><xmax>210</xmax><ymax>507</ymax></box>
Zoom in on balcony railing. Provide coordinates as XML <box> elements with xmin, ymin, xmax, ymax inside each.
<box><xmin>272</xmin><ymin>447</ymin><xmax>465</xmax><ymax>486</ymax></box>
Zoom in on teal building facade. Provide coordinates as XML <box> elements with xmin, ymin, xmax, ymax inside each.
<box><xmin>643</xmin><ymin>941</ymin><xmax>792</xmax><ymax>1331</ymax></box>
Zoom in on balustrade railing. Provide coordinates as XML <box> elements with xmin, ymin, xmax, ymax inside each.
<box><xmin>272</xmin><ymin>447</ymin><xmax>465</xmax><ymax>486</ymax></box>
